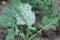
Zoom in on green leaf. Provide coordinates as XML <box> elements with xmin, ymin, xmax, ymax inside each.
<box><xmin>10</xmin><ymin>7</ymin><xmax>18</xmax><ymax>17</ymax></box>
<box><xmin>2</xmin><ymin>7</ymin><xmax>11</xmax><ymax>16</ymax></box>
<box><xmin>15</xmin><ymin>3</ymin><xmax>36</xmax><ymax>25</ymax></box>
<box><xmin>0</xmin><ymin>15</ymin><xmax>15</xmax><ymax>28</ymax></box>
<box><xmin>42</xmin><ymin>16</ymin><xmax>48</xmax><ymax>25</ymax></box>
<box><xmin>5</xmin><ymin>28</ymin><xmax>15</xmax><ymax>40</ymax></box>
<box><xmin>43</xmin><ymin>18</ymin><xmax>58</xmax><ymax>30</ymax></box>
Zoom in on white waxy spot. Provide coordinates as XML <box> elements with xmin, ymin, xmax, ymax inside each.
<box><xmin>2</xmin><ymin>1</ymin><xmax>6</xmax><ymax>5</ymax></box>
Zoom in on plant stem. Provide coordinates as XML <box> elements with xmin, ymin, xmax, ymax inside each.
<box><xmin>26</xmin><ymin>27</ymin><xmax>30</xmax><ymax>40</ymax></box>
<box><xmin>26</xmin><ymin>24</ymin><xmax>32</xmax><ymax>40</ymax></box>
<box><xmin>29</xmin><ymin>28</ymin><xmax>43</xmax><ymax>40</ymax></box>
